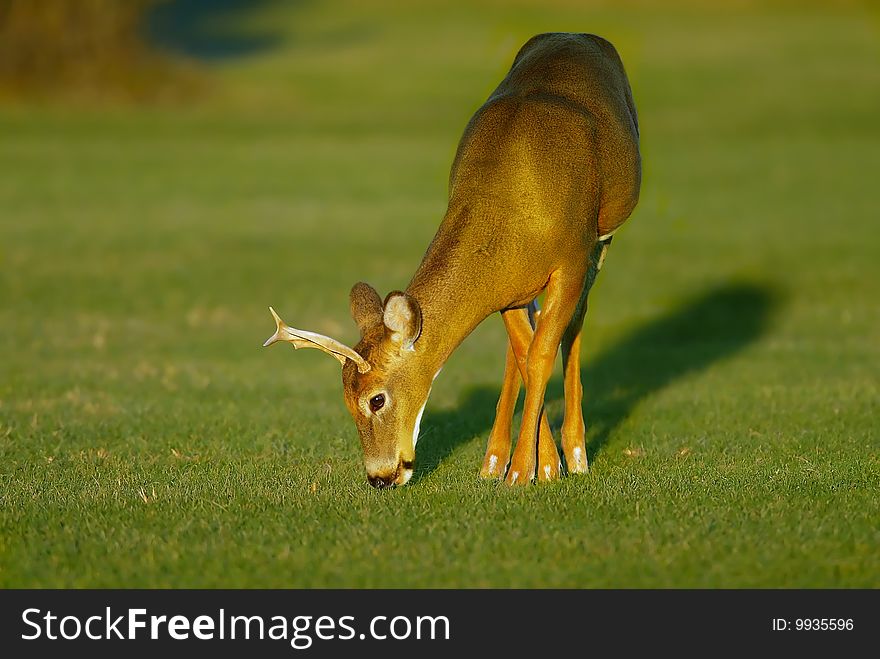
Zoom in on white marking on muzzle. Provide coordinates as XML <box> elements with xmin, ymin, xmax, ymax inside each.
<box><xmin>398</xmin><ymin>467</ymin><xmax>413</xmax><ymax>485</ymax></box>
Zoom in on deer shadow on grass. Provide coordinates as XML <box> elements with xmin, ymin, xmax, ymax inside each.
<box><xmin>412</xmin><ymin>282</ymin><xmax>780</xmax><ymax>482</ymax></box>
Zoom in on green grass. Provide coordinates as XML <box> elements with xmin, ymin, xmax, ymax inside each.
<box><xmin>1</xmin><ymin>0</ymin><xmax>878</xmax><ymax>587</ymax></box>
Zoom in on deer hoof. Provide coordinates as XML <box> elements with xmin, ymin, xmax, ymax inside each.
<box><xmin>479</xmin><ymin>453</ymin><xmax>507</xmax><ymax>479</ymax></box>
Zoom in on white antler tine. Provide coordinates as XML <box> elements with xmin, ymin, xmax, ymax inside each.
<box><xmin>262</xmin><ymin>306</ymin><xmax>372</xmax><ymax>373</ymax></box>
<box><xmin>269</xmin><ymin>305</ymin><xmax>283</xmax><ymax>328</ymax></box>
<box><xmin>263</xmin><ymin>306</ymin><xmax>286</xmax><ymax>347</ymax></box>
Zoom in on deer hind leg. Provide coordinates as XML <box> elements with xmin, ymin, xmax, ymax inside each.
<box><xmin>495</xmin><ymin>303</ymin><xmax>560</xmax><ymax>483</ymax></box>
<box><xmin>562</xmin><ymin>238</ymin><xmax>611</xmax><ymax>473</ymax></box>
<box><xmin>505</xmin><ymin>270</ymin><xmax>585</xmax><ymax>485</ymax></box>
<box><xmin>480</xmin><ymin>339</ymin><xmax>520</xmax><ymax>479</ymax></box>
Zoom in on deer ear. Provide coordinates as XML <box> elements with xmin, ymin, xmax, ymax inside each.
<box><xmin>383</xmin><ymin>291</ymin><xmax>422</xmax><ymax>350</ymax></box>
<box><xmin>350</xmin><ymin>282</ymin><xmax>384</xmax><ymax>335</ymax></box>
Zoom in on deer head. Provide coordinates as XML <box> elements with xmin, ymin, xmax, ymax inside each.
<box><xmin>264</xmin><ymin>282</ymin><xmax>432</xmax><ymax>488</ymax></box>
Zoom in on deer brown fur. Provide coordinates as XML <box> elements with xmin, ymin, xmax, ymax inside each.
<box><xmin>265</xmin><ymin>33</ymin><xmax>641</xmax><ymax>487</ymax></box>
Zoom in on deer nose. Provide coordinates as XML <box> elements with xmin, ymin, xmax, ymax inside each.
<box><xmin>368</xmin><ymin>474</ymin><xmax>395</xmax><ymax>489</ymax></box>
<box><xmin>367</xmin><ymin>459</ymin><xmax>414</xmax><ymax>488</ymax></box>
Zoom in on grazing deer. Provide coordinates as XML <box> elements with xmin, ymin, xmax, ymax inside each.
<box><xmin>264</xmin><ymin>33</ymin><xmax>640</xmax><ymax>487</ymax></box>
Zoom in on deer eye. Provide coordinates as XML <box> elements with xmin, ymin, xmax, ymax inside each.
<box><xmin>369</xmin><ymin>393</ymin><xmax>386</xmax><ymax>412</ymax></box>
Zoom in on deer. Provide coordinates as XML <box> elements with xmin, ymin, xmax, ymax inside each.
<box><xmin>263</xmin><ymin>33</ymin><xmax>640</xmax><ymax>487</ymax></box>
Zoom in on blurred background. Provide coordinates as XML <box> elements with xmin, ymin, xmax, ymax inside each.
<box><xmin>1</xmin><ymin>1</ymin><xmax>878</xmax><ymax>587</ymax></box>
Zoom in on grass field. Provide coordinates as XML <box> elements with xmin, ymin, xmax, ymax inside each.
<box><xmin>1</xmin><ymin>0</ymin><xmax>878</xmax><ymax>587</ymax></box>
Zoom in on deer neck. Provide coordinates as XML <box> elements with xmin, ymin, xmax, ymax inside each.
<box><xmin>405</xmin><ymin>216</ymin><xmax>490</xmax><ymax>375</ymax></box>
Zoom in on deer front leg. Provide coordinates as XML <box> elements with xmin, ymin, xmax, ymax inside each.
<box><xmin>499</xmin><ymin>304</ymin><xmax>560</xmax><ymax>482</ymax></box>
<box><xmin>531</xmin><ymin>307</ymin><xmax>562</xmax><ymax>482</ymax></box>
<box><xmin>480</xmin><ymin>339</ymin><xmax>520</xmax><ymax>479</ymax></box>
<box><xmin>506</xmin><ymin>271</ymin><xmax>584</xmax><ymax>485</ymax></box>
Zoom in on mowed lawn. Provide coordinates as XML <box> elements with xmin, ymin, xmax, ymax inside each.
<box><xmin>1</xmin><ymin>1</ymin><xmax>878</xmax><ymax>587</ymax></box>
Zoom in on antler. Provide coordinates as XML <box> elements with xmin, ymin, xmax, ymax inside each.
<box><xmin>263</xmin><ymin>307</ymin><xmax>371</xmax><ymax>374</ymax></box>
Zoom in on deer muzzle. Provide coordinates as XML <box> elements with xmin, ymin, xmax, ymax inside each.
<box><xmin>366</xmin><ymin>459</ymin><xmax>414</xmax><ymax>489</ymax></box>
